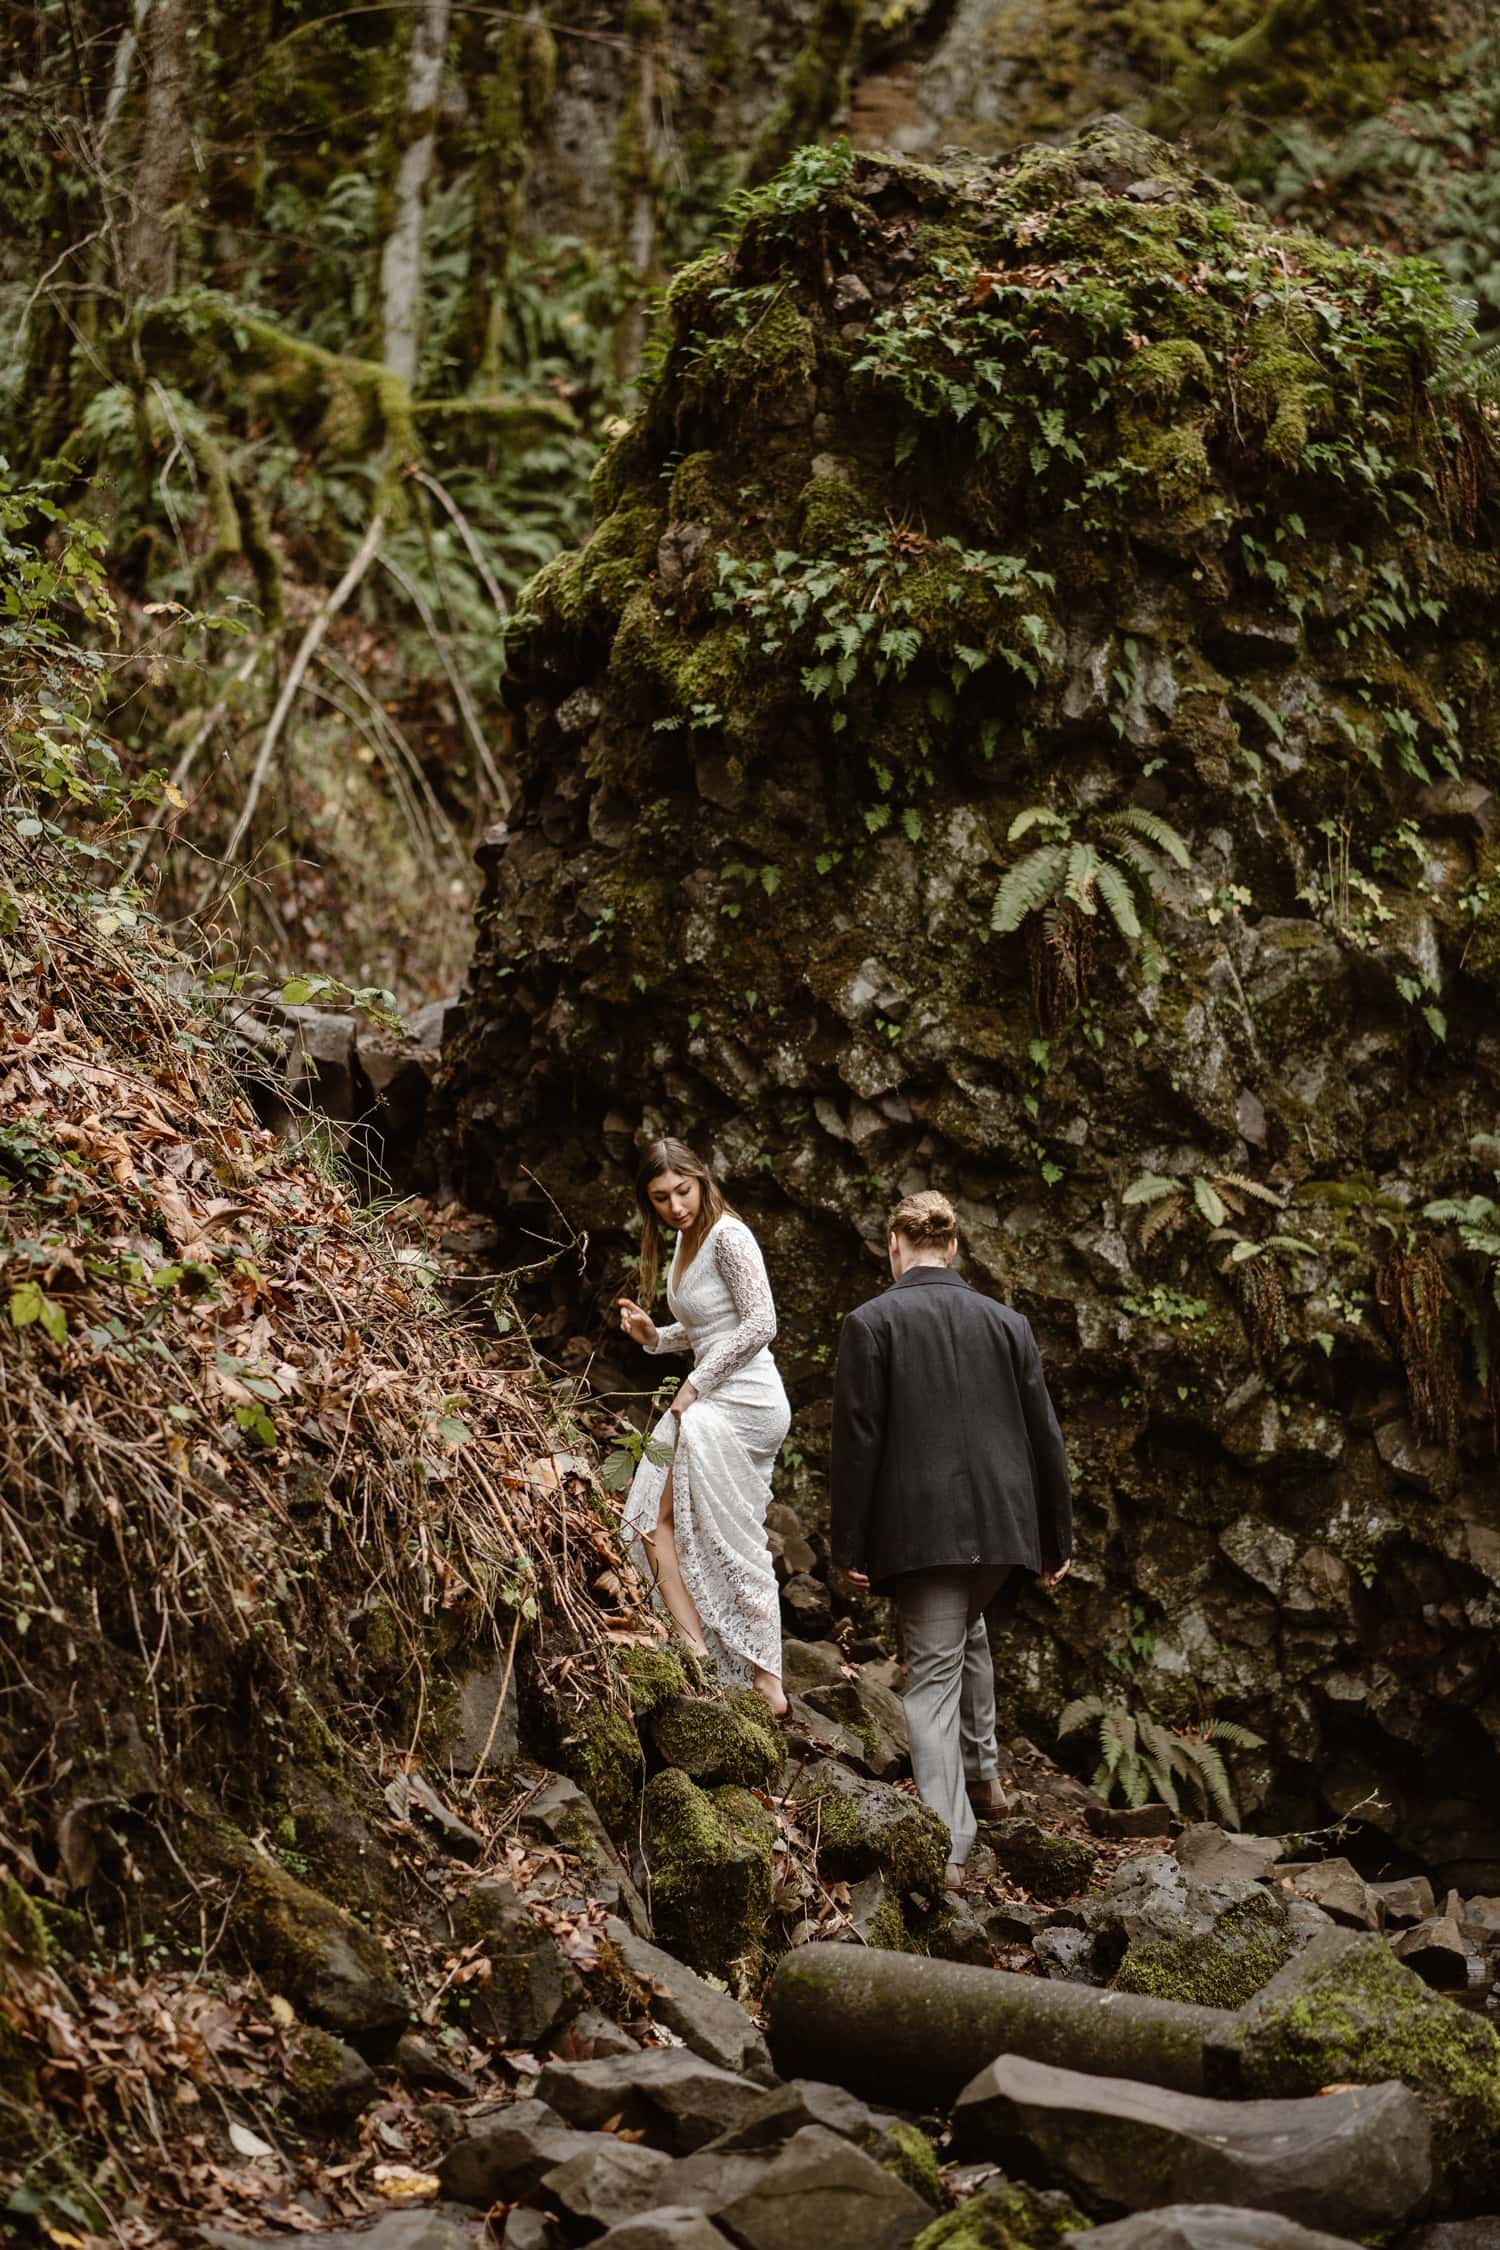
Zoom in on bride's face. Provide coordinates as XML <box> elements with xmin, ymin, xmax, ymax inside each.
<box><xmin>648</xmin><ymin>1168</ymin><xmax>702</xmax><ymax>1233</ymax></box>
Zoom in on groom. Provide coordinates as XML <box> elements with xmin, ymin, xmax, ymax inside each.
<box><xmin>830</xmin><ymin>1191</ymin><xmax>1072</xmax><ymax>1889</ymax></box>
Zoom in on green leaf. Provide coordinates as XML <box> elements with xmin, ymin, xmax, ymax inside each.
<box><xmin>434</xmin><ymin>1415</ymin><xmax>472</xmax><ymax>1445</ymax></box>
<box><xmin>1008</xmin><ymin>805</ymin><xmax>1066</xmax><ymax>843</ymax></box>
<box><xmin>280</xmin><ymin>977</ymin><xmax>314</xmax><ymax>1006</ymax></box>
<box><xmin>1193</xmin><ymin>1177</ymin><xmax>1228</xmax><ymax>1227</ymax></box>
<box><xmin>9</xmin><ymin>1282</ymin><xmax>43</xmax><ymax>1329</ymax></box>
<box><xmin>1108</xmin><ymin>806</ymin><xmax>1193</xmax><ymax>870</ymax></box>
<box><xmin>760</xmin><ymin>865</ymin><xmax>782</xmax><ymax>896</ymax></box>
<box><xmin>901</xmin><ymin>807</ymin><xmax>923</xmax><ymax>843</ymax></box>
<box><xmin>1095</xmin><ymin>859</ymin><xmax>1141</xmax><ymax>941</ymax></box>
<box><xmin>991</xmin><ymin>843</ymin><xmax>1067</xmax><ymax>934</ymax></box>
<box><xmin>1056</xmin><ymin>1695</ymin><xmax>1104</xmax><ymax>1739</ymax></box>
<box><xmin>1423</xmin><ymin>1004</ymin><xmax>1447</xmax><ymax>1042</ymax></box>
<box><xmin>1122</xmin><ymin>1173</ymin><xmax>1183</xmax><ymax>1206</ymax></box>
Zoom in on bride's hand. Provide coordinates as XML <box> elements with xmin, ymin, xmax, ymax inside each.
<box><xmin>670</xmin><ymin>1382</ymin><xmax>698</xmax><ymax>1420</ymax></box>
<box><xmin>617</xmin><ymin>1297</ymin><xmax>659</xmax><ymax>1349</ymax></box>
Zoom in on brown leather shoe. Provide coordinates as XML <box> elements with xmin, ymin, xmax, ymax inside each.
<box><xmin>943</xmin><ymin>1861</ymin><xmax>967</xmax><ymax>1896</ymax></box>
<box><xmin>967</xmin><ymin>1777</ymin><xmax>1008</xmax><ymax>1820</ymax></box>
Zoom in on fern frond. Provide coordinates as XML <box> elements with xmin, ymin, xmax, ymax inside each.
<box><xmin>1213</xmin><ymin>1172</ymin><xmax>1285</xmax><ymax>1208</ymax></box>
<box><xmin>1179</xmin><ymin>1737</ymin><xmax>1238</xmax><ymax>1826</ymax></box>
<box><xmin>1122</xmin><ymin>1757</ymin><xmax>1151</xmax><ymax>1808</ymax></box>
<box><xmin>1142</xmin><ymin>1748</ymin><xmax>1180</xmax><ymax>1813</ymax></box>
<box><xmin>1096</xmin><ymin>858</ymin><xmax>1142</xmax><ymax>941</ymax></box>
<box><xmin>1203</xmin><ymin>1718</ymin><xmax>1265</xmax><ymax>1750</ymax></box>
<box><xmin>1123</xmin><ymin>1173</ymin><xmax>1184</xmax><ymax>1206</ymax></box>
<box><xmin>1192</xmin><ymin>1176</ymin><xmax>1229</xmax><ymax>1226</ymax></box>
<box><xmin>1106</xmin><ymin>805</ymin><xmax>1193</xmax><ymax>869</ymax></box>
<box><xmin>1008</xmin><ymin>804</ymin><xmax>1068</xmax><ymax>843</ymax></box>
<box><xmin>1139</xmin><ymin>1197</ymin><xmax>1185</xmax><ymax>1251</ymax></box>
<box><xmin>1100</xmin><ymin>1706</ymin><xmax>1136</xmax><ymax>1769</ymax></box>
<box><xmin>992</xmin><ymin>843</ymin><xmax>1068</xmax><ymax>934</ymax></box>
<box><xmin>1057</xmin><ymin>1694</ymin><xmax>1104</xmax><ymax>1738</ymax></box>
<box><xmin>1065</xmin><ymin>840</ymin><xmax>1103</xmax><ymax>915</ymax></box>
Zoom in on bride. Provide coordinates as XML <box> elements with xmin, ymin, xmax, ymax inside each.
<box><xmin>617</xmin><ymin>1138</ymin><xmax>790</xmax><ymax>1714</ymax></box>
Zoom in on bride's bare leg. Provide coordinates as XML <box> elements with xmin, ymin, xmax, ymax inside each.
<box><xmin>753</xmin><ymin>1667</ymin><xmax>788</xmax><ymax>1718</ymax></box>
<box><xmin>641</xmin><ymin>1470</ymin><xmax>707</xmax><ymax>1656</ymax></box>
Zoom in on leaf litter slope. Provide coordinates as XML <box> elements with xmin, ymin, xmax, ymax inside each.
<box><xmin>0</xmin><ymin>799</ymin><xmax>661</xmax><ymax>2233</ymax></box>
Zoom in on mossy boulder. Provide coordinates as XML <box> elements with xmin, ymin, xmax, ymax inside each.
<box><xmin>439</xmin><ymin>123</ymin><xmax>1500</xmax><ymax>1879</ymax></box>
<box><xmin>229</xmin><ymin>1854</ymin><xmax>411</xmax><ymax>2048</ymax></box>
<box><xmin>652</xmin><ymin>1688</ymin><xmax>785</xmax><ymax>1788</ymax></box>
<box><xmin>1111</xmin><ymin>1887</ymin><xmax>1293</xmax><ymax>2010</ymax></box>
<box><xmin>286</xmin><ymin>2025</ymin><xmax>378</xmax><ymax>2127</ymax></box>
<box><xmin>555</xmin><ymin>1698</ymin><xmax>644</xmax><ymax>1833</ymax></box>
<box><xmin>641</xmin><ymin>1767</ymin><xmax>776</xmax><ymax>1981</ymax></box>
<box><xmin>913</xmin><ymin>2180</ymin><xmax>1091</xmax><ymax>2247</ymax></box>
<box><xmin>789</xmin><ymin>1759</ymin><xmax>948</xmax><ymax>1896</ymax></box>
<box><xmin>991</xmin><ymin>1819</ymin><xmax>1097</xmax><ymax>1905</ymax></box>
<box><xmin>1239</xmin><ymin>1930</ymin><xmax>1500</xmax><ymax>2209</ymax></box>
<box><xmin>621</xmin><ymin>1644</ymin><xmax>692</xmax><ymax>1717</ymax></box>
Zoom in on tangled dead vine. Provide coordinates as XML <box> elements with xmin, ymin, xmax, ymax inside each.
<box><xmin>1028</xmin><ymin>901</ymin><xmax>1096</xmax><ymax>1031</ymax></box>
<box><xmin>1376</xmin><ymin>1238</ymin><xmax>1462</xmax><ymax>1448</ymax></box>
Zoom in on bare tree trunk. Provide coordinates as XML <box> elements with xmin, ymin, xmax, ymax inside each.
<box><xmin>454</xmin><ymin>6</ymin><xmax>556</xmax><ymax>393</ymax></box>
<box><xmin>378</xmin><ymin>0</ymin><xmax>452</xmax><ymax>386</ymax></box>
<box><xmin>121</xmin><ymin>0</ymin><xmax>195</xmax><ymax>302</ymax></box>
<box><xmin>613</xmin><ymin>0</ymin><xmax>672</xmax><ymax>383</ymax></box>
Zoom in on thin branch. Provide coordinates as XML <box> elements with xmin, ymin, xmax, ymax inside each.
<box><xmin>123</xmin><ymin>641</ymin><xmax>264</xmax><ymax>884</ymax></box>
<box><xmin>208</xmin><ymin>511</ymin><xmax>386</xmax><ymax>897</ymax></box>
<box><xmin>379</xmin><ymin>548</ymin><xmax>510</xmax><ymax>808</ymax></box>
<box><xmin>411</xmin><ymin>465</ymin><xmax>510</xmax><ymax>619</ymax></box>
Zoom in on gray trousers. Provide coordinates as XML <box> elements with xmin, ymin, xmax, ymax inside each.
<box><xmin>893</xmin><ymin>1566</ymin><xmax>1010</xmax><ymax>1866</ymax></box>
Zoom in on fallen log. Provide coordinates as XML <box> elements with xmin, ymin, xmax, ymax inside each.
<box><xmin>765</xmin><ymin>1944</ymin><xmax>1243</xmax><ymax>2107</ymax></box>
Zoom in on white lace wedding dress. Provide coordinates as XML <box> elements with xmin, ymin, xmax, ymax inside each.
<box><xmin>621</xmin><ymin>1213</ymin><xmax>790</xmax><ymax>1684</ymax></box>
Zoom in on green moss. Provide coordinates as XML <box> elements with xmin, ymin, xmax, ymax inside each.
<box><xmin>1240</xmin><ymin>1934</ymin><xmax>1500</xmax><ymax>2203</ymax></box>
<box><xmin>884</xmin><ymin>2118</ymin><xmax>945</xmax><ymax>2208</ymax></box>
<box><xmin>1113</xmin><ymin>1892</ymin><xmax>1293</xmax><ymax>2009</ymax></box>
<box><xmin>796</xmin><ymin>471</ymin><xmax>876</xmax><ymax>553</ymax></box>
<box><xmin>669</xmin><ymin>449</ymin><xmax>723</xmax><ymax>522</ymax></box>
<box><xmin>866</xmin><ymin>1890</ymin><xmax>916</xmax><ymax>1953</ymax></box>
<box><xmin>990</xmin><ymin>1819</ymin><xmax>1096</xmax><ymax>1903</ymax></box>
<box><xmin>641</xmin><ymin>1767</ymin><xmax>774</xmax><ymax>1980</ymax></box>
<box><xmin>558</xmin><ymin>1699</ymin><xmax>644</xmax><ymax>1831</ymax></box>
<box><xmin>795</xmin><ymin>1766</ymin><xmax>949</xmax><ymax>1896</ymax></box>
<box><xmin>0</xmin><ymin>1875</ymin><xmax>48</xmax><ymax>1972</ymax></box>
<box><xmin>913</xmin><ymin>2180</ymin><xmax>1091</xmax><ymax>2247</ymax></box>
<box><xmin>621</xmin><ymin>1644</ymin><xmax>691</xmax><ymax>1715</ymax></box>
<box><xmin>1239</xmin><ymin>320</ymin><xmax>1335</xmax><ymax>465</ymax></box>
<box><xmin>1120</xmin><ymin>336</ymin><xmax>1213</xmax><ymax>406</ymax></box>
<box><xmin>652</xmin><ymin>1687</ymin><xmax>785</xmax><ymax>1788</ymax></box>
<box><xmin>287</xmin><ymin>2025</ymin><xmax>370</xmax><ymax>2127</ymax></box>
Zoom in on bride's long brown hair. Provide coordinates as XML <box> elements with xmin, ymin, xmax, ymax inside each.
<box><xmin>635</xmin><ymin>1138</ymin><xmax>734</xmax><ymax>1306</ymax></box>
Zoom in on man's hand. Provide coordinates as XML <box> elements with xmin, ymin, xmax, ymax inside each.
<box><xmin>669</xmin><ymin>1381</ymin><xmax>698</xmax><ymax>1419</ymax></box>
<box><xmin>1041</xmin><ymin>1559</ymin><xmax>1072</xmax><ymax>1591</ymax></box>
<box><xmin>844</xmin><ymin>1567</ymin><xmax>870</xmax><ymax>1591</ymax></box>
<box><xmin>617</xmin><ymin>1297</ymin><xmax>659</xmax><ymax>1349</ymax></box>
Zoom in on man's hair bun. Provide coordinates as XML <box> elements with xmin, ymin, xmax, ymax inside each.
<box><xmin>889</xmin><ymin>1189</ymin><xmax>958</xmax><ymax>1247</ymax></box>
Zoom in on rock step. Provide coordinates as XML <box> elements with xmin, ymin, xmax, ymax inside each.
<box><xmin>955</xmin><ymin>2052</ymin><xmax>1431</xmax><ymax>2236</ymax></box>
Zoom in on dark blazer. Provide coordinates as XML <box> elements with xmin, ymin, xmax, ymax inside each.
<box><xmin>830</xmin><ymin>1266</ymin><xmax>1072</xmax><ymax>1591</ymax></box>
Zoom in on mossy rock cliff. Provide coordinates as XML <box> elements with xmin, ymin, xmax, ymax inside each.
<box><xmin>438</xmin><ymin>125</ymin><xmax>1500</xmax><ymax>1880</ymax></box>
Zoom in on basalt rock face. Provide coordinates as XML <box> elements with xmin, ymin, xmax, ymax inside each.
<box><xmin>438</xmin><ymin>128</ymin><xmax>1500</xmax><ymax>1878</ymax></box>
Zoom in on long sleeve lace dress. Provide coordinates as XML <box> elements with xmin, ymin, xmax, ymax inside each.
<box><xmin>621</xmin><ymin>1213</ymin><xmax>790</xmax><ymax>1683</ymax></box>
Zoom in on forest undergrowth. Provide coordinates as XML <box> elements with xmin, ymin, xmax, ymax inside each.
<box><xmin>0</xmin><ymin>473</ymin><xmax>661</xmax><ymax>2243</ymax></box>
